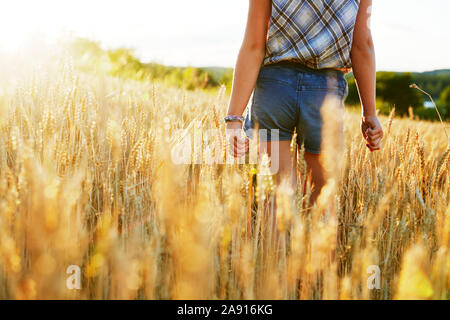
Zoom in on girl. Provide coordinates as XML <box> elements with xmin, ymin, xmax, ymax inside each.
<box><xmin>225</xmin><ymin>0</ymin><xmax>383</xmax><ymax>203</ymax></box>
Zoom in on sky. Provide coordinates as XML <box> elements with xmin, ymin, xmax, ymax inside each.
<box><xmin>0</xmin><ymin>0</ymin><xmax>449</xmax><ymax>72</ymax></box>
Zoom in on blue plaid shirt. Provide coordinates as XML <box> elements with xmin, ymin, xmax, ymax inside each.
<box><xmin>264</xmin><ymin>0</ymin><xmax>360</xmax><ymax>69</ymax></box>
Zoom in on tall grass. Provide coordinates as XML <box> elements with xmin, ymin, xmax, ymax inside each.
<box><xmin>0</xmin><ymin>57</ymin><xmax>448</xmax><ymax>300</ymax></box>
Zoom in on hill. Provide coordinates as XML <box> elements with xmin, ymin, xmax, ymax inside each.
<box><xmin>415</xmin><ymin>69</ymin><xmax>450</xmax><ymax>76</ymax></box>
<box><xmin>412</xmin><ymin>70</ymin><xmax>450</xmax><ymax>99</ymax></box>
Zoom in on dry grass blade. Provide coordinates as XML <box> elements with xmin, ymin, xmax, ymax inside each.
<box><xmin>410</xmin><ymin>83</ymin><xmax>449</xmax><ymax>145</ymax></box>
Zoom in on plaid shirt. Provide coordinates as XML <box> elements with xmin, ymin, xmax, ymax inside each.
<box><xmin>264</xmin><ymin>0</ymin><xmax>360</xmax><ymax>69</ymax></box>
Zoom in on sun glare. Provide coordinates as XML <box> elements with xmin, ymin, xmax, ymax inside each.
<box><xmin>0</xmin><ymin>30</ymin><xmax>27</xmax><ymax>53</ymax></box>
<box><xmin>0</xmin><ymin>3</ymin><xmax>36</xmax><ymax>53</ymax></box>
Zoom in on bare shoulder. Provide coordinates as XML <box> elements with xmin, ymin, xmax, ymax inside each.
<box><xmin>242</xmin><ymin>0</ymin><xmax>272</xmax><ymax>49</ymax></box>
<box><xmin>353</xmin><ymin>0</ymin><xmax>373</xmax><ymax>42</ymax></box>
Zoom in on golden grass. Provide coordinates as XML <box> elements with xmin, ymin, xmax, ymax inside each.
<box><xmin>0</xmin><ymin>59</ymin><xmax>448</xmax><ymax>300</ymax></box>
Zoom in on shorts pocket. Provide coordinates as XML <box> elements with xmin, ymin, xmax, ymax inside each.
<box><xmin>300</xmin><ymin>72</ymin><xmax>347</xmax><ymax>97</ymax></box>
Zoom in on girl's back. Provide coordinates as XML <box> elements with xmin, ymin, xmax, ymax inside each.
<box><xmin>265</xmin><ymin>0</ymin><xmax>360</xmax><ymax>69</ymax></box>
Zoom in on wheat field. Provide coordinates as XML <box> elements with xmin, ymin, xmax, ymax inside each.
<box><xmin>0</xmin><ymin>56</ymin><xmax>448</xmax><ymax>300</ymax></box>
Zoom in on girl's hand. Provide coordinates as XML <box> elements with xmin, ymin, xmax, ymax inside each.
<box><xmin>361</xmin><ymin>115</ymin><xmax>383</xmax><ymax>151</ymax></box>
<box><xmin>226</xmin><ymin>121</ymin><xmax>249</xmax><ymax>157</ymax></box>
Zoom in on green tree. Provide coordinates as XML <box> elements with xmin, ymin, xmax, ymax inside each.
<box><xmin>376</xmin><ymin>72</ymin><xmax>423</xmax><ymax>116</ymax></box>
<box><xmin>220</xmin><ymin>68</ymin><xmax>234</xmax><ymax>93</ymax></box>
<box><xmin>181</xmin><ymin>67</ymin><xmax>210</xmax><ymax>90</ymax></box>
<box><xmin>413</xmin><ymin>71</ymin><xmax>450</xmax><ymax>99</ymax></box>
<box><xmin>107</xmin><ymin>48</ymin><xmax>145</xmax><ymax>79</ymax></box>
<box><xmin>440</xmin><ymin>85</ymin><xmax>450</xmax><ymax>118</ymax></box>
<box><xmin>344</xmin><ymin>75</ymin><xmax>360</xmax><ymax>105</ymax></box>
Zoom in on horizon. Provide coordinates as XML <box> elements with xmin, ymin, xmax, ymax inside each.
<box><xmin>157</xmin><ymin>62</ymin><xmax>450</xmax><ymax>74</ymax></box>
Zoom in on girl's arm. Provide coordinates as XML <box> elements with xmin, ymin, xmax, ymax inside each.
<box><xmin>351</xmin><ymin>0</ymin><xmax>383</xmax><ymax>151</ymax></box>
<box><xmin>226</xmin><ymin>0</ymin><xmax>272</xmax><ymax>119</ymax></box>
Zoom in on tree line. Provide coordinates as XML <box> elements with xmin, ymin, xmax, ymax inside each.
<box><xmin>70</xmin><ymin>38</ymin><xmax>450</xmax><ymax>121</ymax></box>
<box><xmin>346</xmin><ymin>72</ymin><xmax>450</xmax><ymax>120</ymax></box>
<box><xmin>69</xmin><ymin>38</ymin><xmax>234</xmax><ymax>92</ymax></box>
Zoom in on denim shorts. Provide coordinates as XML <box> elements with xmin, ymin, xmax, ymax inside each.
<box><xmin>243</xmin><ymin>61</ymin><xmax>349</xmax><ymax>154</ymax></box>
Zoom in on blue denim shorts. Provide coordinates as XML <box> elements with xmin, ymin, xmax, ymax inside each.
<box><xmin>243</xmin><ymin>61</ymin><xmax>349</xmax><ymax>154</ymax></box>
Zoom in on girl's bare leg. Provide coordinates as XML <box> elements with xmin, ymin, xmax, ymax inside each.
<box><xmin>303</xmin><ymin>152</ymin><xmax>326</xmax><ymax>206</ymax></box>
<box><xmin>259</xmin><ymin>140</ymin><xmax>296</xmax><ymax>248</ymax></box>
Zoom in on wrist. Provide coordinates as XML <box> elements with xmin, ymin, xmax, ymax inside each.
<box><xmin>361</xmin><ymin>102</ymin><xmax>376</xmax><ymax>117</ymax></box>
<box><xmin>362</xmin><ymin>108</ymin><xmax>377</xmax><ymax>118</ymax></box>
<box><xmin>362</xmin><ymin>113</ymin><xmax>377</xmax><ymax>118</ymax></box>
<box><xmin>226</xmin><ymin>121</ymin><xmax>243</xmax><ymax>130</ymax></box>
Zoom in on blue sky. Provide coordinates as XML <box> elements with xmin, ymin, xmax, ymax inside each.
<box><xmin>1</xmin><ymin>0</ymin><xmax>449</xmax><ymax>72</ymax></box>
